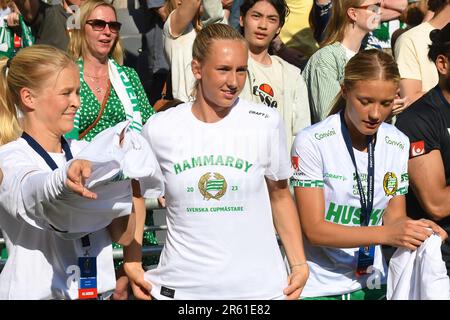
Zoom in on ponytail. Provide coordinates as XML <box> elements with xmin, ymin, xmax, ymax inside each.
<box><xmin>0</xmin><ymin>58</ymin><xmax>21</xmax><ymax>146</ymax></box>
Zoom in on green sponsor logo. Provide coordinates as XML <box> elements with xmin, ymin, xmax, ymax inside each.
<box><xmin>325</xmin><ymin>202</ymin><xmax>384</xmax><ymax>225</ymax></box>
<box><xmin>396</xmin><ymin>187</ymin><xmax>408</xmax><ymax>195</ymax></box>
<box><xmin>186</xmin><ymin>206</ymin><xmax>244</xmax><ymax>213</ymax></box>
<box><xmin>353</xmin><ymin>173</ymin><xmax>368</xmax><ymax>181</ymax></box>
<box><xmin>291</xmin><ymin>179</ymin><xmax>324</xmax><ymax>188</ymax></box>
<box><xmin>385</xmin><ymin>136</ymin><xmax>405</xmax><ymax>150</ymax></box>
<box><xmin>173</xmin><ymin>155</ymin><xmax>253</xmax><ymax>175</ymax></box>
<box><xmin>401</xmin><ymin>173</ymin><xmax>409</xmax><ymax>183</ymax></box>
<box><xmin>314</xmin><ymin>128</ymin><xmax>336</xmax><ymax>140</ymax></box>
<box><xmin>324</xmin><ymin>173</ymin><xmax>347</xmax><ymax>181</ymax></box>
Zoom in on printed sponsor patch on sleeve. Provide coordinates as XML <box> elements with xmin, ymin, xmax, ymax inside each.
<box><xmin>410</xmin><ymin>141</ymin><xmax>425</xmax><ymax>158</ymax></box>
<box><xmin>291</xmin><ymin>156</ymin><xmax>300</xmax><ymax>171</ymax></box>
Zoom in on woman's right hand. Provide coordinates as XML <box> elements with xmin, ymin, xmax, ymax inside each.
<box><xmin>65</xmin><ymin>160</ymin><xmax>97</xmax><ymax>199</ymax></box>
<box><xmin>383</xmin><ymin>218</ymin><xmax>434</xmax><ymax>250</ymax></box>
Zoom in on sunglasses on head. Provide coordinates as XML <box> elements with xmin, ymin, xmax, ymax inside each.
<box><xmin>86</xmin><ymin>19</ymin><xmax>122</xmax><ymax>33</ymax></box>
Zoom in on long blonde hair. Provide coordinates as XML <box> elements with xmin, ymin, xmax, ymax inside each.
<box><xmin>0</xmin><ymin>45</ymin><xmax>74</xmax><ymax>146</ymax></box>
<box><xmin>321</xmin><ymin>0</ymin><xmax>365</xmax><ymax>47</ymax></box>
<box><xmin>67</xmin><ymin>0</ymin><xmax>124</xmax><ymax>64</ymax></box>
<box><xmin>328</xmin><ymin>49</ymin><xmax>400</xmax><ymax>116</ymax></box>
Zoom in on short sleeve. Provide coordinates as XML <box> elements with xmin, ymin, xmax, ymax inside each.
<box><xmin>290</xmin><ymin>131</ymin><xmax>324</xmax><ymax>188</ymax></box>
<box><xmin>396</xmin><ymin>141</ymin><xmax>410</xmax><ymax>196</ymax></box>
<box><xmin>396</xmin><ymin>104</ymin><xmax>441</xmax><ymax>159</ymax></box>
<box><xmin>264</xmin><ymin>112</ymin><xmax>292</xmax><ymax>181</ymax></box>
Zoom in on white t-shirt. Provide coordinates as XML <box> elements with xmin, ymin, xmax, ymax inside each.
<box><xmin>394</xmin><ymin>22</ymin><xmax>438</xmax><ymax>93</ymax></box>
<box><xmin>141</xmin><ymin>99</ymin><xmax>292</xmax><ymax>299</ymax></box>
<box><xmin>342</xmin><ymin>44</ymin><xmax>357</xmax><ymax>61</ymax></box>
<box><xmin>291</xmin><ymin>113</ymin><xmax>410</xmax><ymax>297</ymax></box>
<box><xmin>387</xmin><ymin>234</ymin><xmax>450</xmax><ymax>300</ymax></box>
<box><xmin>246</xmin><ymin>57</ymin><xmax>284</xmax><ymax>111</ymax></box>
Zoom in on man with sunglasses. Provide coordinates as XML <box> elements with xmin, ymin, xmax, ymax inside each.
<box><xmin>13</xmin><ymin>0</ymin><xmax>83</xmax><ymax>51</ymax></box>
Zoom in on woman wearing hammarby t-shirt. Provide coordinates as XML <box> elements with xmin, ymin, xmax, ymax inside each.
<box><xmin>291</xmin><ymin>49</ymin><xmax>447</xmax><ymax>300</ymax></box>
<box><xmin>130</xmin><ymin>23</ymin><xmax>310</xmax><ymax>300</ymax></box>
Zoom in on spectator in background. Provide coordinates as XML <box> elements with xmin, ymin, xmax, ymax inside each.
<box><xmin>66</xmin><ymin>0</ymin><xmax>156</xmax><ymax>300</ymax></box>
<box><xmin>309</xmin><ymin>0</ymin><xmax>332</xmax><ymax>44</ymax></box>
<box><xmin>391</xmin><ymin>0</ymin><xmax>427</xmax><ymax>55</ymax></box>
<box><xmin>163</xmin><ymin>0</ymin><xmax>226</xmax><ymax>102</ymax></box>
<box><xmin>13</xmin><ymin>0</ymin><xmax>82</xmax><ymax>50</ymax></box>
<box><xmin>229</xmin><ymin>0</ymin><xmax>243</xmax><ymax>30</ymax></box>
<box><xmin>394</xmin><ymin>0</ymin><xmax>450</xmax><ymax>109</ymax></box>
<box><xmin>395</xmin><ymin>23</ymin><xmax>450</xmax><ymax>276</ymax></box>
<box><xmin>239</xmin><ymin>0</ymin><xmax>311</xmax><ymax>151</ymax></box>
<box><xmin>363</xmin><ymin>0</ymin><xmax>408</xmax><ymax>54</ymax></box>
<box><xmin>278</xmin><ymin>0</ymin><xmax>318</xmax><ymax>62</ymax></box>
<box><xmin>302</xmin><ymin>0</ymin><xmax>383</xmax><ymax>124</ymax></box>
<box><xmin>139</xmin><ymin>0</ymin><xmax>170</xmax><ymax>106</ymax></box>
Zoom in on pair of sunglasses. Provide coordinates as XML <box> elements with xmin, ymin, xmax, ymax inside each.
<box><xmin>86</xmin><ymin>19</ymin><xmax>122</xmax><ymax>33</ymax></box>
<box><xmin>354</xmin><ymin>2</ymin><xmax>382</xmax><ymax>14</ymax></box>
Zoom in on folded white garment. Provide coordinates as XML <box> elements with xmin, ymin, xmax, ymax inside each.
<box><xmin>42</xmin><ymin>121</ymin><xmax>164</xmax><ymax>237</ymax></box>
<box><xmin>387</xmin><ymin>234</ymin><xmax>450</xmax><ymax>300</ymax></box>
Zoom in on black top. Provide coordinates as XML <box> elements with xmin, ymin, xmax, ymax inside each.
<box><xmin>396</xmin><ymin>85</ymin><xmax>450</xmax><ymax>275</ymax></box>
<box><xmin>29</xmin><ymin>1</ymin><xmax>70</xmax><ymax>51</ymax></box>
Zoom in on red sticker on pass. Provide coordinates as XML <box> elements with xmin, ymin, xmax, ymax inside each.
<box><xmin>78</xmin><ymin>288</ymin><xmax>98</xmax><ymax>300</ymax></box>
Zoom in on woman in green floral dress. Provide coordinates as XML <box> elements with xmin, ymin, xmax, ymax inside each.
<box><xmin>66</xmin><ymin>0</ymin><xmax>159</xmax><ymax>299</ymax></box>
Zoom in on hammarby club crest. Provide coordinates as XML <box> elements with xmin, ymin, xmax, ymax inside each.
<box><xmin>198</xmin><ymin>172</ymin><xmax>227</xmax><ymax>200</ymax></box>
<box><xmin>383</xmin><ymin>172</ymin><xmax>398</xmax><ymax>196</ymax></box>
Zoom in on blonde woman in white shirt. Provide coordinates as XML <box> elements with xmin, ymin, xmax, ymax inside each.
<box><xmin>129</xmin><ymin>23</ymin><xmax>309</xmax><ymax>300</ymax></box>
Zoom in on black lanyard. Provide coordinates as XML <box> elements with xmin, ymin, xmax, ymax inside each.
<box><xmin>21</xmin><ymin>132</ymin><xmax>73</xmax><ymax>169</ymax></box>
<box><xmin>340</xmin><ymin>112</ymin><xmax>375</xmax><ymax>227</ymax></box>
<box><xmin>21</xmin><ymin>132</ymin><xmax>90</xmax><ymax>248</ymax></box>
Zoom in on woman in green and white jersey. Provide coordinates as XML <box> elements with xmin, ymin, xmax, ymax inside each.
<box><xmin>291</xmin><ymin>49</ymin><xmax>447</xmax><ymax>300</ymax></box>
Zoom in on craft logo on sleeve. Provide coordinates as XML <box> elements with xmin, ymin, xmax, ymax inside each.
<box><xmin>291</xmin><ymin>156</ymin><xmax>300</xmax><ymax>171</ymax></box>
<box><xmin>410</xmin><ymin>140</ymin><xmax>425</xmax><ymax>157</ymax></box>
